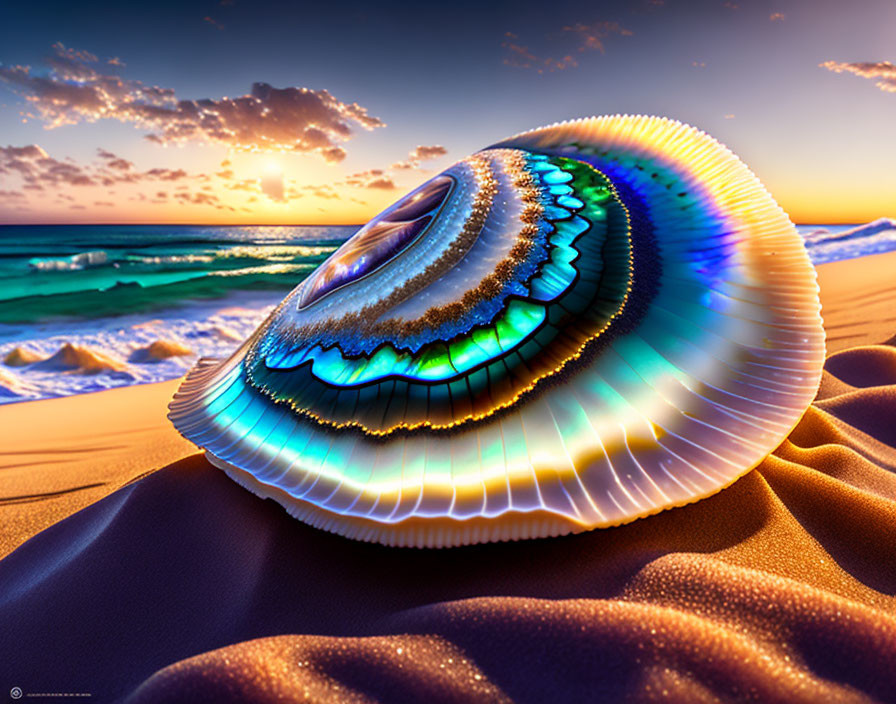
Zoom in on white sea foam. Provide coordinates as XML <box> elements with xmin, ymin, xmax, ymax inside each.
<box><xmin>0</xmin><ymin>290</ymin><xmax>280</xmax><ymax>403</ymax></box>
<box><xmin>29</xmin><ymin>250</ymin><xmax>111</xmax><ymax>271</ymax></box>
<box><xmin>800</xmin><ymin>218</ymin><xmax>896</xmax><ymax>264</ymax></box>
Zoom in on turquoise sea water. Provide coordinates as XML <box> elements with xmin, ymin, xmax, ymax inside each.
<box><xmin>1</xmin><ymin>222</ymin><xmax>893</xmax><ymax>327</ymax></box>
<box><xmin>0</xmin><ymin>224</ymin><xmax>356</xmax><ymax>326</ymax></box>
<box><xmin>0</xmin><ymin>220</ymin><xmax>893</xmax><ymax>402</ymax></box>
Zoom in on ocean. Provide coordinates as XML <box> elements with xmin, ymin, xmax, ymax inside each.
<box><xmin>1</xmin><ymin>220</ymin><xmax>894</xmax><ymax>403</ymax></box>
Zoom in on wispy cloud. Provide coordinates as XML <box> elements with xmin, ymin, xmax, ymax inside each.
<box><xmin>0</xmin><ymin>143</ymin><xmax>222</xmax><ymax>212</ymax></box>
<box><xmin>0</xmin><ymin>43</ymin><xmax>386</xmax><ymax>159</ymax></box>
<box><xmin>0</xmin><ymin>144</ymin><xmax>95</xmax><ymax>187</ymax></box>
<box><xmin>502</xmin><ymin>33</ymin><xmax>541</xmax><ymax>70</ymax></box>
<box><xmin>203</xmin><ymin>16</ymin><xmax>225</xmax><ymax>31</ymax></box>
<box><xmin>409</xmin><ymin>145</ymin><xmax>447</xmax><ymax>161</ymax></box>
<box><xmin>302</xmin><ymin>184</ymin><xmax>340</xmax><ymax>200</ymax></box>
<box><xmin>97</xmin><ymin>148</ymin><xmax>134</xmax><ymax>172</ymax></box>
<box><xmin>343</xmin><ymin>169</ymin><xmax>396</xmax><ymax>190</ymax></box>
<box><xmin>561</xmin><ymin>22</ymin><xmax>633</xmax><ymax>54</ymax></box>
<box><xmin>502</xmin><ymin>21</ymin><xmax>632</xmax><ymax>73</ymax></box>
<box><xmin>391</xmin><ymin>144</ymin><xmax>447</xmax><ymax>170</ymax></box>
<box><xmin>0</xmin><ymin>189</ymin><xmax>26</xmax><ymax>202</ymax></box>
<box><xmin>820</xmin><ymin>60</ymin><xmax>896</xmax><ymax>93</ymax></box>
<box><xmin>769</xmin><ymin>12</ymin><xmax>786</xmax><ymax>22</ymax></box>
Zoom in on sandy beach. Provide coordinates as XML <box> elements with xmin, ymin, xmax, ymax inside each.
<box><xmin>1</xmin><ymin>250</ymin><xmax>894</xmax><ymax>702</ymax></box>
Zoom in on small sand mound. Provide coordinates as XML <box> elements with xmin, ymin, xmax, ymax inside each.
<box><xmin>35</xmin><ymin>343</ymin><xmax>130</xmax><ymax>375</ymax></box>
<box><xmin>3</xmin><ymin>346</ymin><xmax>46</xmax><ymax>367</ymax></box>
<box><xmin>130</xmin><ymin>339</ymin><xmax>194</xmax><ymax>363</ymax></box>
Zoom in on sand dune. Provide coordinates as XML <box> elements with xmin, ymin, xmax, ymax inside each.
<box><xmin>0</xmin><ymin>252</ymin><xmax>894</xmax><ymax>702</ymax></box>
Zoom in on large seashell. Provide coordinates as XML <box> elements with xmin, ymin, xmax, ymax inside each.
<box><xmin>169</xmin><ymin>116</ymin><xmax>825</xmax><ymax>548</ymax></box>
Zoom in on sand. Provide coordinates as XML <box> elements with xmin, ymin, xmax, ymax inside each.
<box><xmin>0</xmin><ymin>251</ymin><xmax>894</xmax><ymax>702</ymax></box>
<box><xmin>816</xmin><ymin>248</ymin><xmax>896</xmax><ymax>353</ymax></box>
<box><xmin>0</xmin><ymin>379</ymin><xmax>194</xmax><ymax>559</ymax></box>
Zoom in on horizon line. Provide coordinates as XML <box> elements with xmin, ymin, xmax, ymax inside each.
<box><xmin>1</xmin><ymin>219</ymin><xmax>890</xmax><ymax>228</ymax></box>
<box><xmin>0</xmin><ymin>221</ymin><xmax>366</xmax><ymax>228</ymax></box>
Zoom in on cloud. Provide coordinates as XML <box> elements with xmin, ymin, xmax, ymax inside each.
<box><xmin>0</xmin><ymin>43</ymin><xmax>386</xmax><ymax>159</ymax></box>
<box><xmin>203</xmin><ymin>16</ymin><xmax>225</xmax><ymax>30</ymax></box>
<box><xmin>392</xmin><ymin>144</ymin><xmax>448</xmax><ymax>170</ymax></box>
<box><xmin>769</xmin><ymin>12</ymin><xmax>786</xmax><ymax>21</ymax></box>
<box><xmin>1</xmin><ymin>147</ymin><xmax>97</xmax><ymax>187</ymax></box>
<box><xmin>343</xmin><ymin>168</ymin><xmax>396</xmax><ymax>190</ymax></box>
<box><xmin>365</xmin><ymin>176</ymin><xmax>396</xmax><ymax>190</ymax></box>
<box><xmin>144</xmin><ymin>168</ymin><xmax>188</xmax><ymax>181</ymax></box>
<box><xmin>820</xmin><ymin>60</ymin><xmax>896</xmax><ymax>93</ymax></box>
<box><xmin>107</xmin><ymin>57</ymin><xmax>125</xmax><ymax>67</ymax></box>
<box><xmin>561</xmin><ymin>22</ymin><xmax>633</xmax><ymax>54</ymax></box>
<box><xmin>227</xmin><ymin>178</ymin><xmax>259</xmax><ymax>192</ymax></box>
<box><xmin>409</xmin><ymin>144</ymin><xmax>447</xmax><ymax>161</ymax></box>
<box><xmin>96</xmin><ymin>149</ymin><xmax>135</xmax><ymax>172</ymax></box>
<box><xmin>0</xmin><ymin>144</ymin><xmax>48</xmax><ymax>176</ymax></box>
<box><xmin>303</xmin><ymin>184</ymin><xmax>339</xmax><ymax>199</ymax></box>
<box><xmin>501</xmin><ymin>33</ymin><xmax>540</xmax><ymax>70</ymax></box>
<box><xmin>320</xmin><ymin>146</ymin><xmax>347</xmax><ymax>163</ymax></box>
<box><xmin>0</xmin><ymin>145</ymin><xmax>48</xmax><ymax>159</ymax></box>
<box><xmin>174</xmin><ymin>191</ymin><xmax>220</xmax><ymax>207</ymax></box>
<box><xmin>0</xmin><ymin>143</ymin><xmax>218</xmax><ymax>208</ymax></box>
<box><xmin>44</xmin><ymin>43</ymin><xmax>98</xmax><ymax>79</ymax></box>
<box><xmin>502</xmin><ymin>22</ymin><xmax>632</xmax><ymax>73</ymax></box>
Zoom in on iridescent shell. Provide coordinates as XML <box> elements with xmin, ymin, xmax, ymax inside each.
<box><xmin>169</xmin><ymin>116</ymin><xmax>825</xmax><ymax>547</ymax></box>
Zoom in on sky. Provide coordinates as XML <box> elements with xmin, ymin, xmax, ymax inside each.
<box><xmin>0</xmin><ymin>0</ymin><xmax>894</xmax><ymax>225</ymax></box>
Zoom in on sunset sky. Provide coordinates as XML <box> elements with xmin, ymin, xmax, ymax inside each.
<box><xmin>1</xmin><ymin>0</ymin><xmax>894</xmax><ymax>225</ymax></box>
